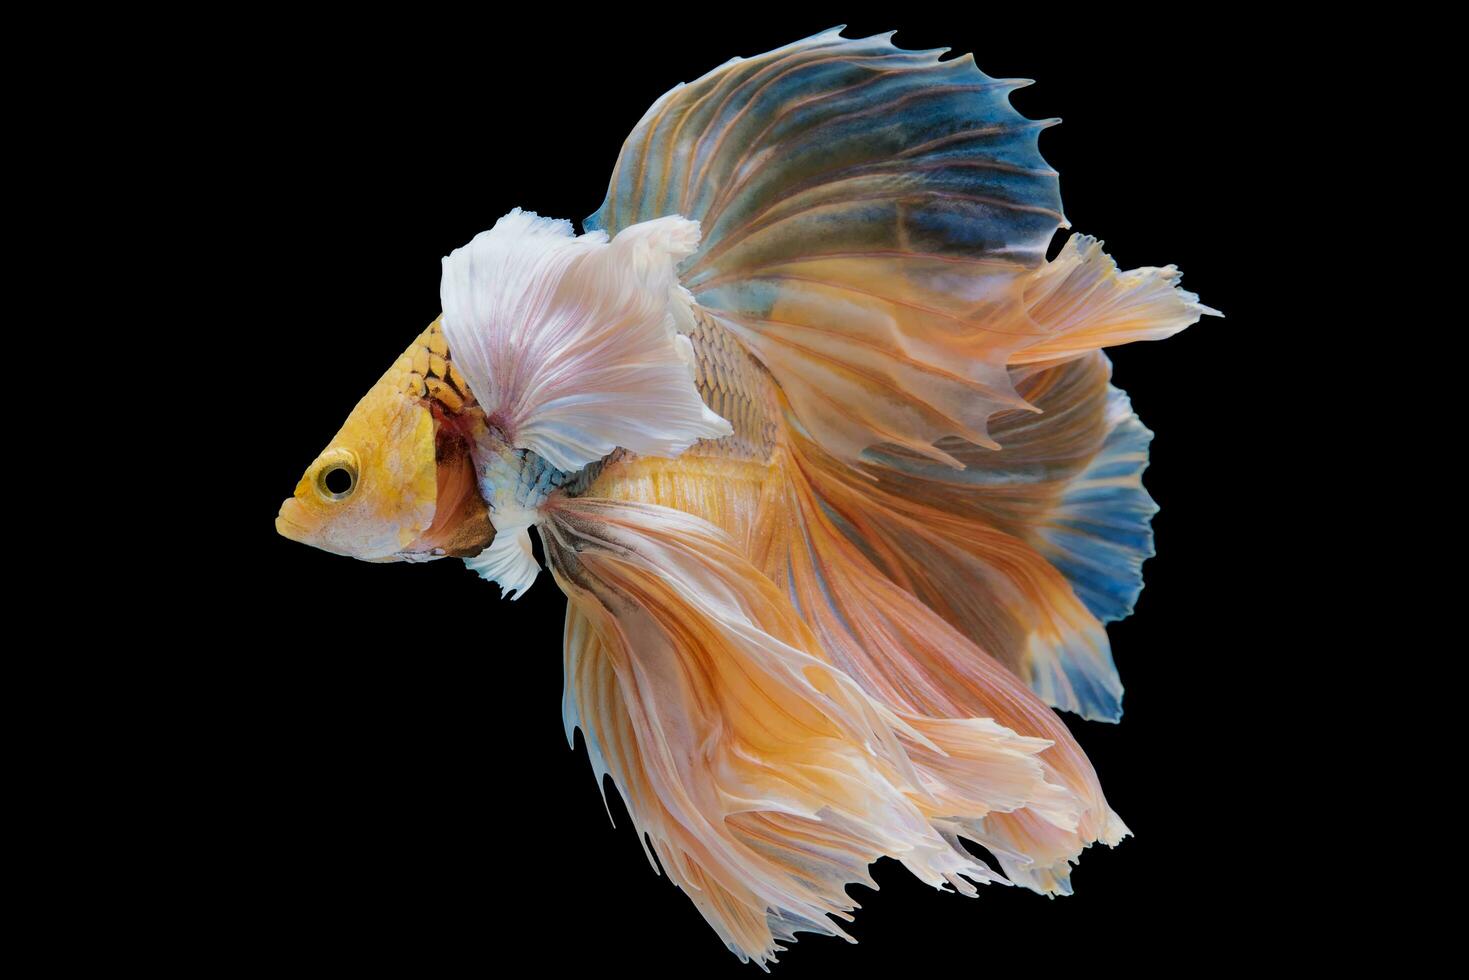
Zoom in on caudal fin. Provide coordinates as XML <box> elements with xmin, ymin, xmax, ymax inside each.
<box><xmin>1013</xmin><ymin>234</ymin><xmax>1221</xmax><ymax>366</ymax></box>
<box><xmin>848</xmin><ymin>352</ymin><xmax>1160</xmax><ymax>720</ymax></box>
<box><xmin>585</xmin><ymin>27</ymin><xmax>1216</xmax><ymax>718</ymax></box>
<box><xmin>573</xmin><ymin>26</ymin><xmax>1219</xmax><ymax>942</ymax></box>
<box><xmin>771</xmin><ymin>435</ymin><xmax>1130</xmax><ymax>882</ymax></box>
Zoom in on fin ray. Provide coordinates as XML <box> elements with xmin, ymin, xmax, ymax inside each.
<box><xmin>439</xmin><ymin>209</ymin><xmax>730</xmax><ymax>473</ymax></box>
<box><xmin>769</xmin><ymin>437</ymin><xmax>1128</xmax><ymax>885</ymax></box>
<box><xmin>587</xmin><ymin>27</ymin><xmax>1063</xmax><ymax>467</ymax></box>
<box><xmin>546</xmin><ymin>495</ymin><xmax>1068</xmax><ymax>964</ymax></box>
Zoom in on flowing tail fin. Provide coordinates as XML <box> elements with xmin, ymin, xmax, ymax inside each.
<box><xmin>545</xmin><ymin>496</ymin><xmax>1085</xmax><ymax>966</ymax></box>
<box><xmin>767</xmin><ymin>436</ymin><xmax>1130</xmax><ymax>888</ymax></box>
<box><xmin>586</xmin><ymin>27</ymin><xmax>1217</xmax><ymax>717</ymax></box>
<box><xmin>837</xmin><ymin>353</ymin><xmax>1150</xmax><ymax>720</ymax></box>
<box><xmin>570</xmin><ymin>25</ymin><xmax>1218</xmax><ymax>953</ymax></box>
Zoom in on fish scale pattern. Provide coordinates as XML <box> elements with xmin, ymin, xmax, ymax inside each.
<box><xmin>511</xmin><ymin>448</ymin><xmax>571</xmax><ymax>510</ymax></box>
<box><xmin>395</xmin><ymin>317</ymin><xmax>477</xmax><ymax>415</ymax></box>
<box><xmin>682</xmin><ymin>306</ymin><xmax>779</xmax><ymax>463</ymax></box>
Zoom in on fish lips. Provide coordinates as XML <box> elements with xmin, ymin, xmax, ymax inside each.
<box><xmin>274</xmin><ymin>496</ymin><xmax>313</xmax><ymax>544</ymax></box>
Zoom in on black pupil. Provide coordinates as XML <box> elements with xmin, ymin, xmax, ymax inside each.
<box><xmin>324</xmin><ymin>467</ymin><xmax>353</xmax><ymax>495</ymax></box>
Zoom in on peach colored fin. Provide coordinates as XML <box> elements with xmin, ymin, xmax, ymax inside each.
<box><xmin>1012</xmin><ymin>234</ymin><xmax>1221</xmax><ymax>366</ymax></box>
<box><xmin>545</xmin><ymin>496</ymin><xmax>1068</xmax><ymax>965</ymax></box>
<box><xmin>769</xmin><ymin>439</ymin><xmax>1128</xmax><ymax>891</ymax></box>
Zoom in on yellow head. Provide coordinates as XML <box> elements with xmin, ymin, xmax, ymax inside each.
<box><xmin>276</xmin><ymin>318</ymin><xmax>493</xmax><ymax>561</ymax></box>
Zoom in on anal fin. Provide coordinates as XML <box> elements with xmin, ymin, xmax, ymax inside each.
<box><xmin>544</xmin><ymin>496</ymin><xmax>1064</xmax><ymax>964</ymax></box>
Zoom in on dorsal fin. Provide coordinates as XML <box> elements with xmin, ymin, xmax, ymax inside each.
<box><xmin>586</xmin><ymin>27</ymin><xmax>1063</xmax><ymax>468</ymax></box>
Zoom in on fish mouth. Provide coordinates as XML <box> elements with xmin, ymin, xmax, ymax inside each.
<box><xmin>274</xmin><ymin>496</ymin><xmax>406</xmax><ymax>561</ymax></box>
<box><xmin>275</xmin><ymin>497</ymin><xmax>311</xmax><ymax>543</ymax></box>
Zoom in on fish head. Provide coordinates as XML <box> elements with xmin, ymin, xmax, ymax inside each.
<box><xmin>276</xmin><ymin>319</ymin><xmax>495</xmax><ymax>562</ymax></box>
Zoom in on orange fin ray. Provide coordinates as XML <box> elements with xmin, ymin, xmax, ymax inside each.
<box><xmin>545</xmin><ymin>496</ymin><xmax>1068</xmax><ymax>964</ymax></box>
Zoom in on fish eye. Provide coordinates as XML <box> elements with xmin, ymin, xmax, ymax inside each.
<box><xmin>314</xmin><ymin>450</ymin><xmax>359</xmax><ymax>502</ymax></box>
<box><xmin>323</xmin><ymin>466</ymin><xmax>354</xmax><ymax>496</ymax></box>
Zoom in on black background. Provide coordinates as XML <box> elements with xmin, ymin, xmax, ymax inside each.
<box><xmin>184</xmin><ymin>10</ymin><xmax>1293</xmax><ymax>973</ymax></box>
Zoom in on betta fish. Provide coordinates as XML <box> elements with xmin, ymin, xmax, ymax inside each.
<box><xmin>276</xmin><ymin>27</ymin><xmax>1217</xmax><ymax>966</ymax></box>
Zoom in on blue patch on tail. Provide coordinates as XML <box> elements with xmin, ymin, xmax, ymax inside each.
<box><xmin>1038</xmin><ymin>385</ymin><xmax>1158</xmax><ymax>626</ymax></box>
